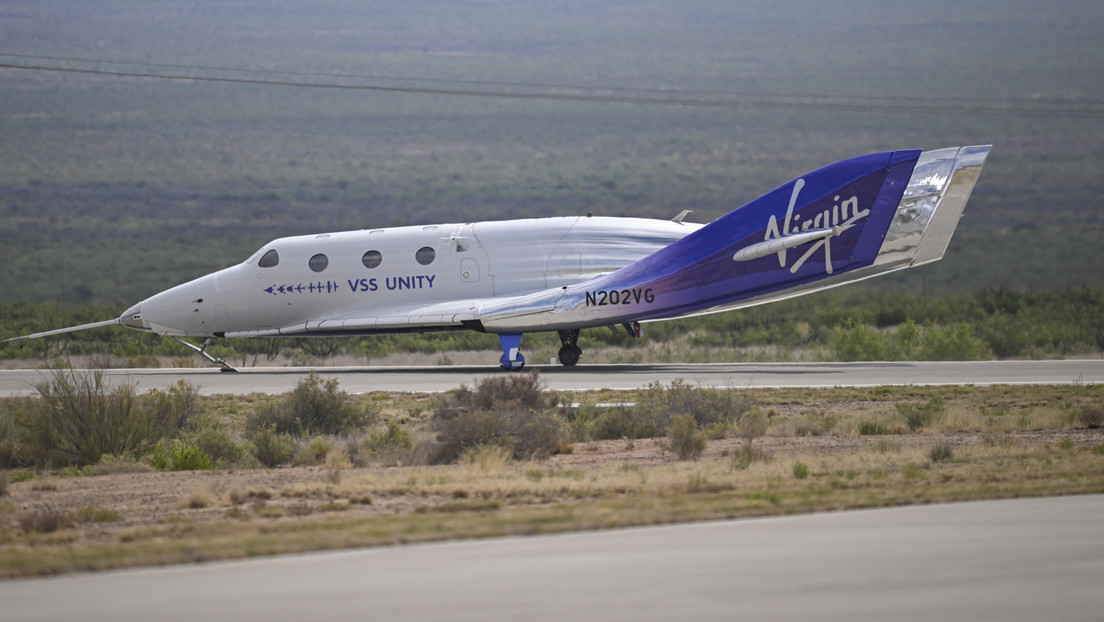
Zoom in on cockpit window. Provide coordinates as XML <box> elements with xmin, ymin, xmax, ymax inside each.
<box><xmin>416</xmin><ymin>246</ymin><xmax>436</xmax><ymax>266</ymax></box>
<box><xmin>362</xmin><ymin>250</ymin><xmax>382</xmax><ymax>269</ymax></box>
<box><xmin>309</xmin><ymin>253</ymin><xmax>329</xmax><ymax>273</ymax></box>
<box><xmin>259</xmin><ymin>249</ymin><xmax>280</xmax><ymax>268</ymax></box>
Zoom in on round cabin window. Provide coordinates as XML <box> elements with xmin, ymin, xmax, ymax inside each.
<box><xmin>415</xmin><ymin>246</ymin><xmax>436</xmax><ymax>266</ymax></box>
<box><xmin>309</xmin><ymin>253</ymin><xmax>329</xmax><ymax>273</ymax></box>
<box><xmin>362</xmin><ymin>250</ymin><xmax>382</xmax><ymax>269</ymax></box>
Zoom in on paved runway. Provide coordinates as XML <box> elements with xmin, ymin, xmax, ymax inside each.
<box><xmin>0</xmin><ymin>359</ymin><xmax>1101</xmax><ymax>396</ymax></box>
<box><xmin>2</xmin><ymin>495</ymin><xmax>1102</xmax><ymax>622</ymax></box>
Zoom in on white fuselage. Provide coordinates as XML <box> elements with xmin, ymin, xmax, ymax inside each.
<box><xmin>123</xmin><ymin>216</ymin><xmax>701</xmax><ymax>337</ymax></box>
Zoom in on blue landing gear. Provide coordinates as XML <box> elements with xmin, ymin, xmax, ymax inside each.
<box><xmin>497</xmin><ymin>333</ymin><xmax>526</xmax><ymax>370</ymax></box>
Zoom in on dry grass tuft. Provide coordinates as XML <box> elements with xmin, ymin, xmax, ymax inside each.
<box><xmin>70</xmin><ymin>504</ymin><xmax>122</xmax><ymax>523</ymax></box>
<box><xmin>252</xmin><ymin>503</ymin><xmax>287</xmax><ymax>519</ymax></box>
<box><xmin>30</xmin><ymin>479</ymin><xmax>58</xmax><ymax>492</ymax></box>
<box><xmin>177</xmin><ymin>488</ymin><xmax>215</xmax><ymax>510</ymax></box>
<box><xmin>1078</xmin><ymin>405</ymin><xmax>1103</xmax><ymax>429</ymax></box>
<box><xmin>18</xmin><ymin>508</ymin><xmax>71</xmax><ymax>533</ymax></box>
<box><xmin>457</xmin><ymin>445</ymin><xmax>513</xmax><ymax>472</ymax></box>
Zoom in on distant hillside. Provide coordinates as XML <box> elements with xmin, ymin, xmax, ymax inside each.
<box><xmin>1</xmin><ymin>0</ymin><xmax>1102</xmax><ymax>304</ymax></box>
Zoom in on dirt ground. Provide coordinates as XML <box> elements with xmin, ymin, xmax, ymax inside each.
<box><xmin>5</xmin><ymin>428</ymin><xmax>1101</xmax><ymax>547</ymax></box>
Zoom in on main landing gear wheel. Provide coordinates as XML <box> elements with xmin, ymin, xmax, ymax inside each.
<box><xmin>557</xmin><ymin>344</ymin><xmax>582</xmax><ymax>367</ymax></box>
<box><xmin>557</xmin><ymin>329</ymin><xmax>582</xmax><ymax>367</ymax></box>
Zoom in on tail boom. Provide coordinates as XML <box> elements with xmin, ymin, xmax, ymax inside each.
<box><xmin>479</xmin><ymin>145</ymin><xmax>991</xmax><ymax>332</ymax></box>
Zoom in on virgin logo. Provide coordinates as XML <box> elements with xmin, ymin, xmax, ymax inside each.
<box><xmin>762</xmin><ymin>179</ymin><xmax>869</xmax><ymax>274</ymax></box>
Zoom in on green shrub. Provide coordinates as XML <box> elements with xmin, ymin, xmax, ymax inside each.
<box><xmin>509</xmin><ymin>410</ymin><xmax>571</xmax><ymax>460</ymax></box>
<box><xmin>14</xmin><ymin>372</ymin><xmax>200</xmax><ymax>468</ymax></box>
<box><xmin>430</xmin><ymin>372</ymin><xmax>569</xmax><ymax>463</ymax></box>
<box><xmin>82</xmin><ymin>454</ymin><xmax>151</xmax><ymax>476</ymax></box>
<box><xmin>573</xmin><ymin>380</ymin><xmax>754</xmax><ymax>442</ymax></box>
<box><xmin>574</xmin><ymin>404</ymin><xmax>663</xmax><ymax>441</ymax></box>
<box><xmin>904</xmin><ymin>463</ymin><xmax>927</xmax><ymax>479</ymax></box>
<box><xmin>874</xmin><ymin>438</ymin><xmax>902</xmax><ymax>453</ymax></box>
<box><xmin>363</xmin><ymin>421</ymin><xmax>414</xmax><ymax>463</ymax></box>
<box><xmin>250</xmin><ymin>427</ymin><xmax>296</xmax><ymax>467</ymax></box>
<box><xmin>151</xmin><ymin>440</ymin><xmax>214</xmax><ymax>471</ymax></box>
<box><xmin>737</xmin><ymin>409</ymin><xmax>768</xmax><ymax>444</ymax></box>
<box><xmin>247</xmin><ymin>373</ymin><xmax>376</xmax><ymax>437</ymax></box>
<box><xmin>928</xmin><ymin>443</ymin><xmax>955</xmax><ymax>463</ymax></box>
<box><xmin>365</xmin><ymin>421</ymin><xmax>409</xmax><ymax>450</ymax></box>
<box><xmin>666</xmin><ymin>414</ymin><xmax>707</xmax><ymax>461</ymax></box>
<box><xmin>791</xmin><ymin>410</ymin><xmax>835</xmax><ymax>437</ymax></box>
<box><xmin>639</xmin><ymin>379</ymin><xmax>754</xmax><ymax>431</ymax></box>
<box><xmin>0</xmin><ymin>400</ymin><xmax>18</xmax><ymax>468</ymax></box>
<box><xmin>193</xmin><ymin>425</ymin><xmax>244</xmax><ymax>466</ymax></box>
<box><xmin>449</xmin><ymin>372</ymin><xmax>550</xmax><ymax>412</ymax></box>
<box><xmin>897</xmin><ymin>396</ymin><xmax>946</xmax><ymax>432</ymax></box>
<box><xmin>0</xmin><ymin>471</ymin><xmax>7</xmax><ymax>497</ymax></box>
<box><xmin>829</xmin><ymin>320</ymin><xmax>993</xmax><ymax>362</ymax></box>
<box><xmin>294</xmin><ymin>436</ymin><xmax>332</xmax><ymax>466</ymax></box>
<box><xmin>433</xmin><ymin>409</ymin><xmax>507</xmax><ymax>464</ymax></box>
<box><xmin>919</xmin><ymin>324</ymin><xmax>992</xmax><ymax>361</ymax></box>
<box><xmin>27</xmin><ymin>370</ymin><xmax>163</xmax><ymax>465</ymax></box>
<box><xmin>729</xmin><ymin>445</ymin><xmax>770</xmax><ymax>470</ymax></box>
<box><xmin>858</xmin><ymin>420</ymin><xmax>888</xmax><ymax>435</ymax></box>
<box><xmin>792</xmin><ymin>461</ymin><xmax>810</xmax><ymax>479</ymax></box>
<box><xmin>828</xmin><ymin>323</ymin><xmax>892</xmax><ymax>361</ymax></box>
<box><xmin>143</xmin><ymin>380</ymin><xmax>200</xmax><ymax>433</ymax></box>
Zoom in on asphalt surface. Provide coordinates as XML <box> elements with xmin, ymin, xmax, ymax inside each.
<box><xmin>2</xmin><ymin>495</ymin><xmax>1102</xmax><ymax>622</ymax></box>
<box><xmin>1</xmin><ymin>359</ymin><xmax>1102</xmax><ymax>396</ymax></box>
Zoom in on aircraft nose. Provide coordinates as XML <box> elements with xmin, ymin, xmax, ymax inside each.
<box><xmin>119</xmin><ymin>302</ymin><xmax>150</xmax><ymax>331</ymax></box>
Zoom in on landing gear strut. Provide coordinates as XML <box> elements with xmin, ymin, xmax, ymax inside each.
<box><xmin>557</xmin><ymin>329</ymin><xmax>582</xmax><ymax>367</ymax></box>
<box><xmin>497</xmin><ymin>333</ymin><xmax>525</xmax><ymax>370</ymax></box>
<box><xmin>172</xmin><ymin>337</ymin><xmax>238</xmax><ymax>372</ymax></box>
